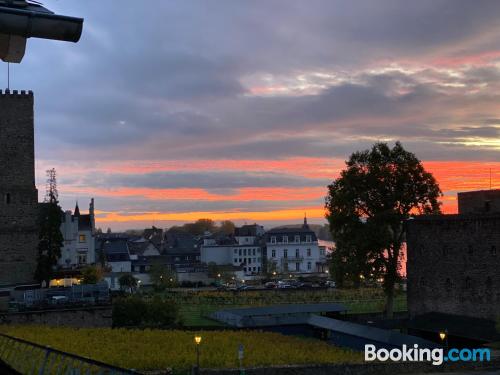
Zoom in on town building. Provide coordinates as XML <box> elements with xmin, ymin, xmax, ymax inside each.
<box><xmin>0</xmin><ymin>90</ymin><xmax>39</xmax><ymax>287</ymax></box>
<box><xmin>200</xmin><ymin>224</ymin><xmax>264</xmax><ymax>276</ymax></box>
<box><xmin>59</xmin><ymin>200</ymin><xmax>96</xmax><ymax>268</ymax></box>
<box><xmin>406</xmin><ymin>189</ymin><xmax>500</xmax><ymax>322</ymax></box>
<box><xmin>265</xmin><ymin>217</ymin><xmax>327</xmax><ymax>274</ymax></box>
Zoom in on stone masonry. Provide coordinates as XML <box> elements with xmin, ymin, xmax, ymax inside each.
<box><xmin>406</xmin><ymin>190</ymin><xmax>500</xmax><ymax>321</ymax></box>
<box><xmin>0</xmin><ymin>89</ymin><xmax>39</xmax><ymax>286</ymax></box>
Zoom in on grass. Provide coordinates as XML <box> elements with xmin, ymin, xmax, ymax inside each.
<box><xmin>166</xmin><ymin>288</ymin><xmax>407</xmax><ymax>326</ymax></box>
<box><xmin>0</xmin><ymin>326</ymin><xmax>362</xmax><ymax>373</ymax></box>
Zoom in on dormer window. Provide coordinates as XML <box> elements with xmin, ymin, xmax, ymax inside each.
<box><xmin>295</xmin><ymin>235</ymin><xmax>300</xmax><ymax>243</ymax></box>
<box><xmin>271</xmin><ymin>236</ymin><xmax>276</xmax><ymax>244</ymax></box>
<box><xmin>4</xmin><ymin>193</ymin><xmax>11</xmax><ymax>204</ymax></box>
<box><xmin>306</xmin><ymin>235</ymin><xmax>312</xmax><ymax>243</ymax></box>
<box><xmin>282</xmin><ymin>236</ymin><xmax>288</xmax><ymax>243</ymax></box>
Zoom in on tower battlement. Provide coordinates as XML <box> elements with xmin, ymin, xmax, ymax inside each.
<box><xmin>0</xmin><ymin>89</ymin><xmax>34</xmax><ymax>97</ymax></box>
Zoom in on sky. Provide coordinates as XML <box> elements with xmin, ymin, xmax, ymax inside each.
<box><xmin>5</xmin><ymin>0</ymin><xmax>500</xmax><ymax>230</ymax></box>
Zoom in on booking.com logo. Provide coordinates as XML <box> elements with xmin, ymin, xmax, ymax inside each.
<box><xmin>365</xmin><ymin>344</ymin><xmax>491</xmax><ymax>366</ymax></box>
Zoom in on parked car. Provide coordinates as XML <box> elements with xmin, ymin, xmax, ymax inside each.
<box><xmin>325</xmin><ymin>280</ymin><xmax>336</xmax><ymax>288</ymax></box>
<box><xmin>264</xmin><ymin>281</ymin><xmax>277</xmax><ymax>289</ymax></box>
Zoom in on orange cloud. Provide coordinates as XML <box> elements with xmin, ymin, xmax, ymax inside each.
<box><xmin>95</xmin><ymin>207</ymin><xmax>326</xmax><ymax>224</ymax></box>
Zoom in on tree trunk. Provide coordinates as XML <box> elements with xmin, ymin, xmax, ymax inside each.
<box><xmin>385</xmin><ymin>282</ymin><xmax>395</xmax><ymax>318</ymax></box>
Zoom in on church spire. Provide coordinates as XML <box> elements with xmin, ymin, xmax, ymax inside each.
<box><xmin>74</xmin><ymin>201</ymin><xmax>80</xmax><ymax>217</ymax></box>
<box><xmin>303</xmin><ymin>212</ymin><xmax>309</xmax><ymax>228</ymax></box>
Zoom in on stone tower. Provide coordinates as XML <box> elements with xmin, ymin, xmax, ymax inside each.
<box><xmin>0</xmin><ymin>89</ymin><xmax>39</xmax><ymax>286</ymax></box>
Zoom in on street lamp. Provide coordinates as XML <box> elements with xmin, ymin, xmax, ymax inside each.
<box><xmin>439</xmin><ymin>329</ymin><xmax>448</xmax><ymax>349</ymax></box>
<box><xmin>194</xmin><ymin>336</ymin><xmax>202</xmax><ymax>375</ymax></box>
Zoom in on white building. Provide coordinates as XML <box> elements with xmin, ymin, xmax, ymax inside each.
<box><xmin>59</xmin><ymin>199</ymin><xmax>96</xmax><ymax>268</ymax></box>
<box><xmin>200</xmin><ymin>224</ymin><xmax>264</xmax><ymax>275</ymax></box>
<box><xmin>265</xmin><ymin>217</ymin><xmax>327</xmax><ymax>274</ymax></box>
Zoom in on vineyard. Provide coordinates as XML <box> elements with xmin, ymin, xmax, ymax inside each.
<box><xmin>155</xmin><ymin>288</ymin><xmax>407</xmax><ymax>326</ymax></box>
<box><xmin>0</xmin><ymin>326</ymin><xmax>361</xmax><ymax>373</ymax></box>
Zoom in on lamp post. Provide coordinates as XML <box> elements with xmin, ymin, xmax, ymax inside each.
<box><xmin>194</xmin><ymin>336</ymin><xmax>202</xmax><ymax>375</ymax></box>
<box><xmin>439</xmin><ymin>329</ymin><xmax>448</xmax><ymax>350</ymax></box>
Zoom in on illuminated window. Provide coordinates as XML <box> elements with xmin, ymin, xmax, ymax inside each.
<box><xmin>79</xmin><ymin>234</ymin><xmax>86</xmax><ymax>242</ymax></box>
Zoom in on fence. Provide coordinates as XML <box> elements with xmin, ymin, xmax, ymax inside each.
<box><xmin>0</xmin><ymin>332</ymin><xmax>143</xmax><ymax>375</ymax></box>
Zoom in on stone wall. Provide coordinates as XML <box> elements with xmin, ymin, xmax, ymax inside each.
<box><xmin>458</xmin><ymin>189</ymin><xmax>500</xmax><ymax>214</ymax></box>
<box><xmin>0</xmin><ymin>90</ymin><xmax>39</xmax><ymax>286</ymax></box>
<box><xmin>0</xmin><ymin>306</ymin><xmax>112</xmax><ymax>328</ymax></box>
<box><xmin>406</xmin><ymin>214</ymin><xmax>500</xmax><ymax>320</ymax></box>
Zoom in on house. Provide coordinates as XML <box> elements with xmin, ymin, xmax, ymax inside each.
<box><xmin>58</xmin><ymin>199</ymin><xmax>96</xmax><ymax>269</ymax></box>
<box><xmin>265</xmin><ymin>217</ymin><xmax>327</xmax><ymax>274</ymax></box>
<box><xmin>201</xmin><ymin>224</ymin><xmax>265</xmax><ymax>276</ymax></box>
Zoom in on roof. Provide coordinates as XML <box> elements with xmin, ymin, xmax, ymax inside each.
<box><xmin>308</xmin><ymin>315</ymin><xmax>439</xmax><ymax>348</ymax></box>
<box><xmin>408</xmin><ymin>312</ymin><xmax>500</xmax><ymax>342</ymax></box>
<box><xmin>102</xmin><ymin>239</ymin><xmax>130</xmax><ymax>262</ymax></box>
<box><xmin>217</xmin><ymin>303</ymin><xmax>346</xmax><ymax>317</ymax></box>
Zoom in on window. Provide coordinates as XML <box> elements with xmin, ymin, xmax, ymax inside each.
<box><xmin>295</xmin><ymin>235</ymin><xmax>300</xmax><ymax>243</ymax></box>
<box><xmin>252</xmin><ymin>249</ymin><xmax>256</xmax><ymax>256</ymax></box>
<box><xmin>465</xmin><ymin>276</ymin><xmax>472</xmax><ymax>289</ymax></box>
<box><xmin>239</xmin><ymin>258</ymin><xmax>242</xmax><ymax>263</ymax></box>
<box><xmin>79</xmin><ymin>234</ymin><xmax>86</xmax><ymax>243</ymax></box>
<box><xmin>307</xmin><ymin>262</ymin><xmax>311</xmax><ymax>270</ymax></box>
<box><xmin>295</xmin><ymin>249</ymin><xmax>300</xmax><ymax>258</ymax></box>
<box><xmin>491</xmin><ymin>246</ymin><xmax>497</xmax><ymax>256</ymax></box>
<box><xmin>306</xmin><ymin>235</ymin><xmax>312</xmax><ymax>243</ymax></box>
<box><xmin>320</xmin><ymin>249</ymin><xmax>325</xmax><ymax>256</ymax></box>
<box><xmin>243</xmin><ymin>249</ymin><xmax>247</xmax><ymax>256</ymax></box>
<box><xmin>78</xmin><ymin>254</ymin><xmax>87</xmax><ymax>264</ymax></box>
<box><xmin>283</xmin><ymin>236</ymin><xmax>288</xmax><ymax>243</ymax></box>
<box><xmin>271</xmin><ymin>250</ymin><xmax>276</xmax><ymax>258</ymax></box>
<box><xmin>234</xmin><ymin>258</ymin><xmax>238</xmax><ymax>263</ymax></box>
<box><xmin>284</xmin><ymin>249</ymin><xmax>288</xmax><ymax>258</ymax></box>
<box><xmin>295</xmin><ymin>263</ymin><xmax>300</xmax><ymax>271</ymax></box>
<box><xmin>4</xmin><ymin>193</ymin><xmax>11</xmax><ymax>204</ymax></box>
<box><xmin>271</xmin><ymin>236</ymin><xmax>276</xmax><ymax>244</ymax></box>
<box><xmin>234</xmin><ymin>249</ymin><xmax>238</xmax><ymax>254</ymax></box>
<box><xmin>307</xmin><ymin>248</ymin><xmax>311</xmax><ymax>257</ymax></box>
<box><xmin>239</xmin><ymin>249</ymin><xmax>242</xmax><ymax>256</ymax></box>
<box><xmin>442</xmin><ymin>246</ymin><xmax>448</xmax><ymax>256</ymax></box>
<box><xmin>445</xmin><ymin>278</ymin><xmax>452</xmax><ymax>292</ymax></box>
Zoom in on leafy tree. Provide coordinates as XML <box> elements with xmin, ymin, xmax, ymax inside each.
<box><xmin>112</xmin><ymin>296</ymin><xmax>179</xmax><ymax>328</ymax></box>
<box><xmin>207</xmin><ymin>262</ymin><xmax>235</xmax><ymax>283</ymax></box>
<box><xmin>81</xmin><ymin>265</ymin><xmax>104</xmax><ymax>284</ymax></box>
<box><xmin>218</xmin><ymin>220</ymin><xmax>236</xmax><ymax>235</ymax></box>
<box><xmin>325</xmin><ymin>142</ymin><xmax>442</xmax><ymax>317</ymax></box>
<box><xmin>183</xmin><ymin>218</ymin><xmax>216</xmax><ymax>235</ymax></box>
<box><xmin>149</xmin><ymin>264</ymin><xmax>177</xmax><ymax>290</ymax></box>
<box><xmin>112</xmin><ymin>297</ymin><xmax>147</xmax><ymax>327</ymax></box>
<box><xmin>119</xmin><ymin>274</ymin><xmax>138</xmax><ymax>293</ymax></box>
<box><xmin>35</xmin><ymin>183</ymin><xmax>63</xmax><ymax>285</ymax></box>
